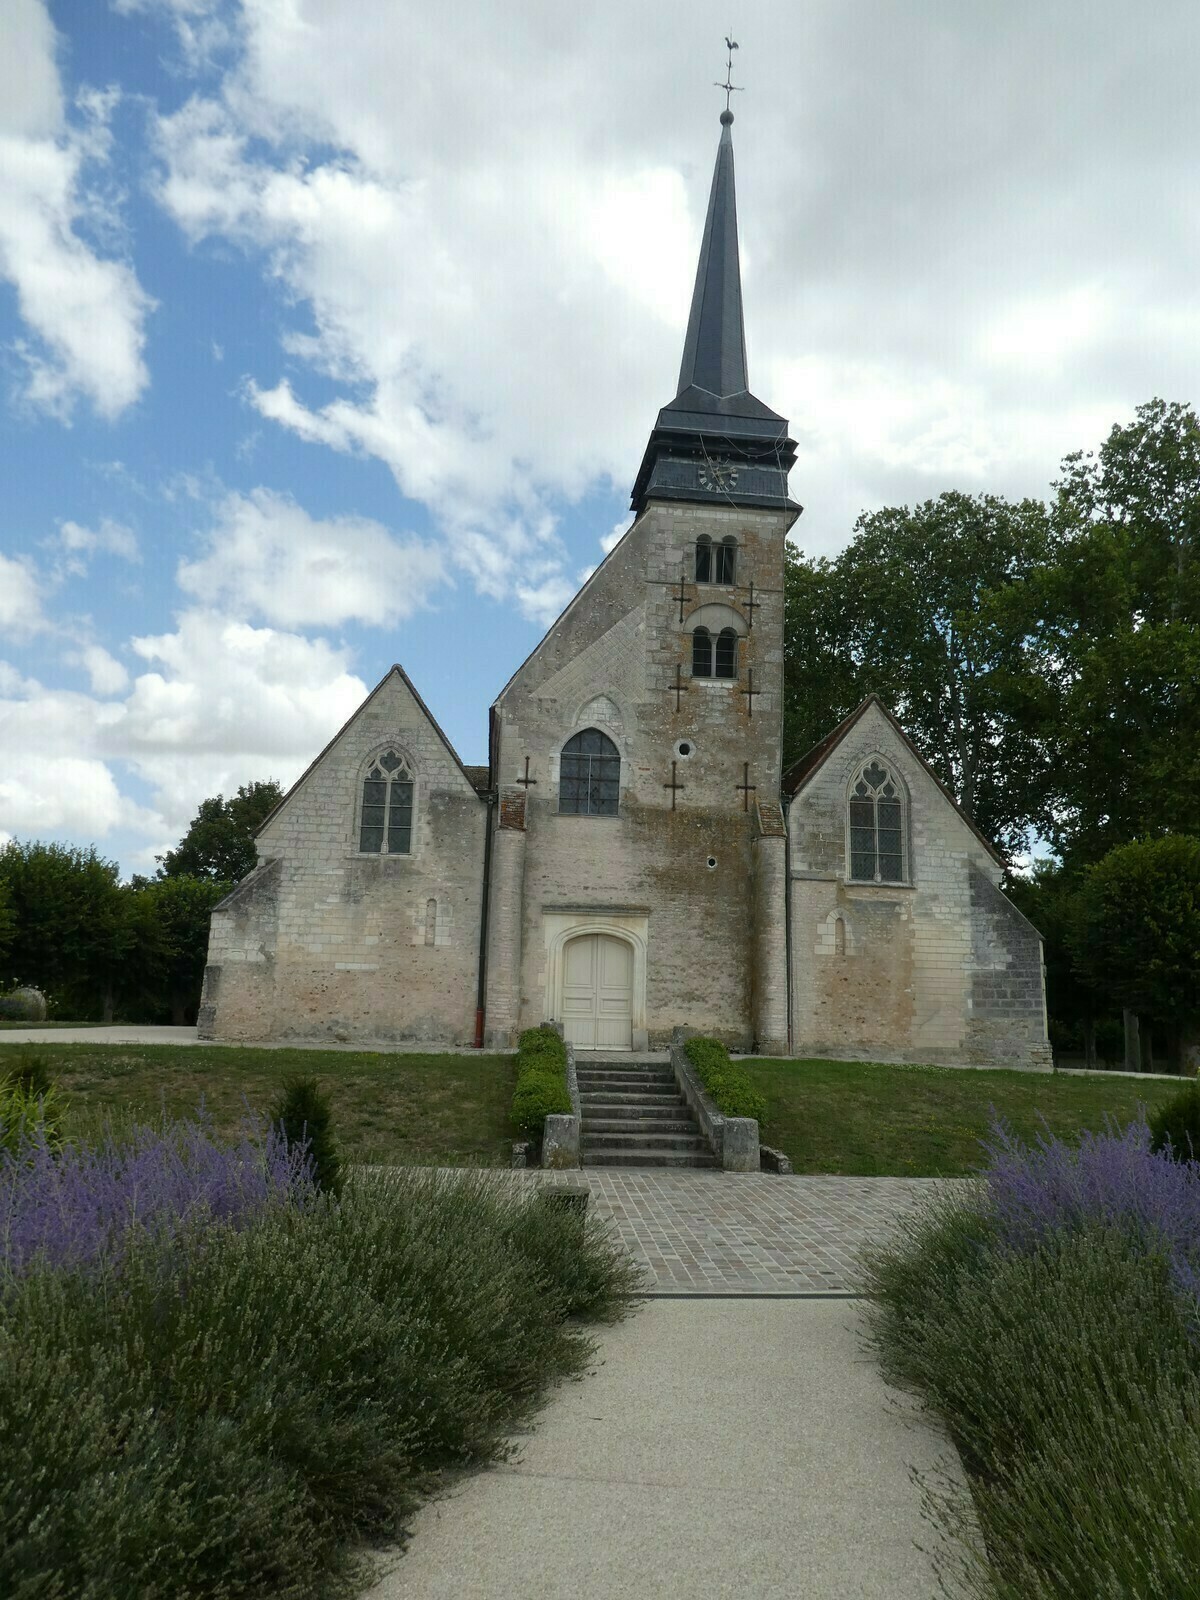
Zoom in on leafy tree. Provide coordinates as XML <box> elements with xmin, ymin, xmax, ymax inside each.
<box><xmin>0</xmin><ymin>880</ymin><xmax>13</xmax><ymax>975</ymax></box>
<box><xmin>1068</xmin><ymin>835</ymin><xmax>1200</xmax><ymax>1072</ymax></box>
<box><xmin>1004</xmin><ymin>860</ymin><xmax>1120</xmax><ymax>1065</ymax></box>
<box><xmin>1041</xmin><ymin>399</ymin><xmax>1200</xmax><ymax>863</ymax></box>
<box><xmin>0</xmin><ymin>842</ymin><xmax>131</xmax><ymax>1020</ymax></box>
<box><xmin>784</xmin><ymin>491</ymin><xmax>1056</xmax><ymax>857</ymax></box>
<box><xmin>142</xmin><ymin>876</ymin><xmax>230</xmax><ymax>1024</ymax></box>
<box><xmin>158</xmin><ymin>780</ymin><xmax>283</xmax><ymax>882</ymax></box>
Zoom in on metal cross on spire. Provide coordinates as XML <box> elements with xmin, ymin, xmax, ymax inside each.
<box><xmin>714</xmin><ymin>34</ymin><xmax>742</xmax><ymax>116</ymax></box>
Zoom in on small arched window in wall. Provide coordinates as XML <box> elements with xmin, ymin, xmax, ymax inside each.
<box><xmin>691</xmin><ymin>625</ymin><xmax>739</xmax><ymax>679</ymax></box>
<box><xmin>848</xmin><ymin>759</ymin><xmax>906</xmax><ymax>883</ymax></box>
<box><xmin>559</xmin><ymin>728</ymin><xmax>620</xmax><ymax>816</ymax></box>
<box><xmin>694</xmin><ymin>534</ymin><xmax>737</xmax><ymax>584</ymax></box>
<box><xmin>359</xmin><ymin>750</ymin><xmax>414</xmax><ymax>854</ymax></box>
<box><xmin>834</xmin><ymin>915</ymin><xmax>846</xmax><ymax>956</ymax></box>
<box><xmin>424</xmin><ymin>898</ymin><xmax>437</xmax><ymax>946</ymax></box>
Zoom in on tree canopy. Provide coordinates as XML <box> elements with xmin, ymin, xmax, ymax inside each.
<box><xmin>1067</xmin><ymin>835</ymin><xmax>1200</xmax><ymax>1066</ymax></box>
<box><xmin>158</xmin><ymin>781</ymin><xmax>283</xmax><ymax>882</ymax></box>
<box><xmin>784</xmin><ymin>490</ymin><xmax>1056</xmax><ymax>858</ymax></box>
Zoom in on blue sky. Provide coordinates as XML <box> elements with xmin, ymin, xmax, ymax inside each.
<box><xmin>3</xmin><ymin>0</ymin><xmax>1200</xmax><ymax>876</ymax></box>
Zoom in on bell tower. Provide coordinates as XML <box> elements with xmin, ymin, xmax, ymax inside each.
<box><xmin>630</xmin><ymin>107</ymin><xmax>799</xmax><ymax>516</ymax></box>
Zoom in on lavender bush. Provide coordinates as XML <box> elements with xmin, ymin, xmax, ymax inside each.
<box><xmin>0</xmin><ymin>1111</ymin><xmax>312</xmax><ymax>1281</ymax></box>
<box><xmin>0</xmin><ymin>1146</ymin><xmax>638</xmax><ymax>1599</ymax></box>
<box><xmin>981</xmin><ymin>1114</ymin><xmax>1200</xmax><ymax>1329</ymax></box>
<box><xmin>862</xmin><ymin>1114</ymin><xmax>1200</xmax><ymax>1598</ymax></box>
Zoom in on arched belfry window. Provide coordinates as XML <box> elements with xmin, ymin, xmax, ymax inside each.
<box><xmin>848</xmin><ymin>759</ymin><xmax>906</xmax><ymax>883</ymax></box>
<box><xmin>559</xmin><ymin>728</ymin><xmax>620</xmax><ymax>816</ymax></box>
<box><xmin>359</xmin><ymin>750</ymin><xmax>414</xmax><ymax>854</ymax></box>
<box><xmin>692</xmin><ymin>626</ymin><xmax>738</xmax><ymax>679</ymax></box>
<box><xmin>695</xmin><ymin>534</ymin><xmax>736</xmax><ymax>584</ymax></box>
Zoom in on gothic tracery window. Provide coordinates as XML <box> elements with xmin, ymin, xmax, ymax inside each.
<box><xmin>691</xmin><ymin>625</ymin><xmax>738</xmax><ymax>679</ymax></box>
<box><xmin>559</xmin><ymin>728</ymin><xmax>620</xmax><ymax>816</ymax></box>
<box><xmin>848</xmin><ymin>759</ymin><xmax>906</xmax><ymax>883</ymax></box>
<box><xmin>359</xmin><ymin>750</ymin><xmax>414</xmax><ymax>854</ymax></box>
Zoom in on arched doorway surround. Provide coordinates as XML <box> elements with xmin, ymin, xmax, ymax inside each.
<box><xmin>542</xmin><ymin>914</ymin><xmax>648</xmax><ymax>1051</ymax></box>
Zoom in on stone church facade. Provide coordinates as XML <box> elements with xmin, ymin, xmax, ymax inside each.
<box><xmin>198</xmin><ymin>111</ymin><xmax>1050</xmax><ymax>1070</ymax></box>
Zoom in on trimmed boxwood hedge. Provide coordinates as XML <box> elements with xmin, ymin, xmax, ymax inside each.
<box><xmin>511</xmin><ymin>1027</ymin><xmax>572</xmax><ymax>1136</ymax></box>
<box><xmin>683</xmin><ymin>1037</ymin><xmax>767</xmax><ymax>1124</ymax></box>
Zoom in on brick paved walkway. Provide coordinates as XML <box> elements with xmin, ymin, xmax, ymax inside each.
<box><xmin>532</xmin><ymin>1171</ymin><xmax>973</xmax><ymax>1295</ymax></box>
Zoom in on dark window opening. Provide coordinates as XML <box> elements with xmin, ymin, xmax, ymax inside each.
<box><xmin>559</xmin><ymin>728</ymin><xmax>620</xmax><ymax>816</ymax></box>
<box><xmin>714</xmin><ymin>627</ymin><xmax>737</xmax><ymax>678</ymax></box>
<box><xmin>695</xmin><ymin>535</ymin><xmax>712</xmax><ymax>583</ymax></box>
<box><xmin>691</xmin><ymin>625</ymin><xmax>739</xmax><ymax>679</ymax></box>
<box><xmin>712</xmin><ymin>537</ymin><xmax>736</xmax><ymax>584</ymax></box>
<box><xmin>692</xmin><ymin>625</ymin><xmax>712</xmax><ymax>677</ymax></box>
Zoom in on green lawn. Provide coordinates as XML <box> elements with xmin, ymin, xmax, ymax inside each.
<box><xmin>741</xmin><ymin>1057</ymin><xmax>1188</xmax><ymax>1176</ymax></box>
<box><xmin>0</xmin><ymin>1042</ymin><xmax>517</xmax><ymax>1167</ymax></box>
<box><xmin>2</xmin><ymin>1042</ymin><xmax>1187</xmax><ymax>1175</ymax></box>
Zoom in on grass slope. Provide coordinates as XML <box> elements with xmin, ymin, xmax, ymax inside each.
<box><xmin>742</xmin><ymin>1057</ymin><xmax>1188</xmax><ymax>1175</ymax></box>
<box><xmin>0</xmin><ymin>1043</ymin><xmax>516</xmax><ymax>1167</ymax></box>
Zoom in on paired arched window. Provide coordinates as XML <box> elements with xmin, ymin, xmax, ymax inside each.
<box><xmin>692</xmin><ymin>625</ymin><xmax>738</xmax><ymax>679</ymax></box>
<box><xmin>359</xmin><ymin>749</ymin><xmax>414</xmax><ymax>854</ymax></box>
<box><xmin>848</xmin><ymin>759</ymin><xmax>906</xmax><ymax>883</ymax></box>
<box><xmin>559</xmin><ymin>728</ymin><xmax>620</xmax><ymax>816</ymax></box>
<box><xmin>695</xmin><ymin>534</ymin><xmax>737</xmax><ymax>585</ymax></box>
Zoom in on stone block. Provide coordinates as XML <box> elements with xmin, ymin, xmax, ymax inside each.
<box><xmin>722</xmin><ymin>1116</ymin><xmax>759</xmax><ymax>1172</ymax></box>
<box><xmin>540</xmin><ymin>1114</ymin><xmax>581</xmax><ymax>1169</ymax></box>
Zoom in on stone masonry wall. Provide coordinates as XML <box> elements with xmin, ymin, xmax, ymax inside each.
<box><xmin>787</xmin><ymin>702</ymin><xmax>1050</xmax><ymax>1069</ymax></box>
<box><xmin>199</xmin><ymin>669</ymin><xmax>486</xmax><ymax>1045</ymax></box>
<box><xmin>492</xmin><ymin>498</ymin><xmax>796</xmax><ymax>1049</ymax></box>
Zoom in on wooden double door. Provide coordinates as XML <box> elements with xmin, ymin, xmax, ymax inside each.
<box><xmin>561</xmin><ymin>933</ymin><xmax>633</xmax><ymax>1050</ymax></box>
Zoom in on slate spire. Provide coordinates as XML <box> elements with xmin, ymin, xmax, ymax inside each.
<box><xmin>631</xmin><ymin>111</ymin><xmax>797</xmax><ymax>514</ymax></box>
<box><xmin>675</xmin><ymin>111</ymin><xmax>749</xmax><ymax>403</ymax></box>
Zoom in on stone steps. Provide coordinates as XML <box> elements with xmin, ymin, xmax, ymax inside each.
<box><xmin>581</xmin><ymin>1148</ymin><xmax>719</xmax><ymax>1169</ymax></box>
<box><xmin>574</xmin><ymin>1054</ymin><xmax>715</xmax><ymax>1169</ymax></box>
<box><xmin>584</xmin><ymin>1116</ymin><xmax>698</xmax><ymax>1135</ymax></box>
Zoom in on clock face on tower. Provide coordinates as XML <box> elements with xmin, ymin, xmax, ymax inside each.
<box><xmin>699</xmin><ymin>458</ymin><xmax>740</xmax><ymax>493</ymax></box>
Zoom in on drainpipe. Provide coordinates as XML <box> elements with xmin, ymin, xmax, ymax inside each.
<box><xmin>474</xmin><ymin>790</ymin><xmax>495</xmax><ymax>1048</ymax></box>
<box><xmin>782</xmin><ymin>792</ymin><xmax>794</xmax><ymax>1056</ymax></box>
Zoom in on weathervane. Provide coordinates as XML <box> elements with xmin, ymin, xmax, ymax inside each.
<box><xmin>714</xmin><ymin>34</ymin><xmax>741</xmax><ymax>117</ymax></box>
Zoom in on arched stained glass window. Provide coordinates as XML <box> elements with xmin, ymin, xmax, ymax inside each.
<box><xmin>359</xmin><ymin>750</ymin><xmax>414</xmax><ymax>854</ymax></box>
<box><xmin>692</xmin><ymin>626</ymin><xmax>738</xmax><ymax>679</ymax></box>
<box><xmin>848</xmin><ymin>759</ymin><xmax>906</xmax><ymax>883</ymax></box>
<box><xmin>559</xmin><ymin>728</ymin><xmax>620</xmax><ymax>816</ymax></box>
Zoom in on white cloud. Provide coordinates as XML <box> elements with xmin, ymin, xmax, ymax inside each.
<box><xmin>52</xmin><ymin>517</ymin><xmax>141</xmax><ymax>576</ymax></box>
<box><xmin>78</xmin><ymin>645</ymin><xmax>130</xmax><ymax>696</ymax></box>
<box><xmin>0</xmin><ymin>753</ymin><xmax>137</xmax><ymax>839</ymax></box>
<box><xmin>0</xmin><ymin>0</ymin><xmax>152</xmax><ymax>420</ymax></box>
<box><xmin>59</xmin><ymin>518</ymin><xmax>140</xmax><ymax>560</ymax></box>
<box><xmin>602</xmin><ymin>518</ymin><xmax>632</xmax><ymax>555</ymax></box>
<box><xmin>177</xmin><ymin>488</ymin><xmax>445</xmax><ymax>628</ymax></box>
<box><xmin>138</xmin><ymin>0</ymin><xmax>1200</xmax><ymax>575</ymax></box>
<box><xmin>0</xmin><ymin>552</ymin><xmax>46</xmax><ymax>637</ymax></box>
<box><xmin>0</xmin><ymin>608</ymin><xmax>368</xmax><ymax>857</ymax></box>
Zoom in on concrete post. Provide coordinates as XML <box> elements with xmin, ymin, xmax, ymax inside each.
<box><xmin>485</xmin><ymin>799</ymin><xmax>527</xmax><ymax>1048</ymax></box>
<box><xmin>752</xmin><ymin>832</ymin><xmax>789</xmax><ymax>1056</ymax></box>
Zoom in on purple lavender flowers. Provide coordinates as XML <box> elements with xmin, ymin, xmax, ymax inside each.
<box><xmin>0</xmin><ymin>1112</ymin><xmax>313</xmax><ymax>1280</ymax></box>
<box><xmin>980</xmin><ymin>1114</ymin><xmax>1200</xmax><ymax>1326</ymax></box>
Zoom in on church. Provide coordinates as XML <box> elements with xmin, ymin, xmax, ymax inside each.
<box><xmin>198</xmin><ymin>110</ymin><xmax>1050</xmax><ymax>1071</ymax></box>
